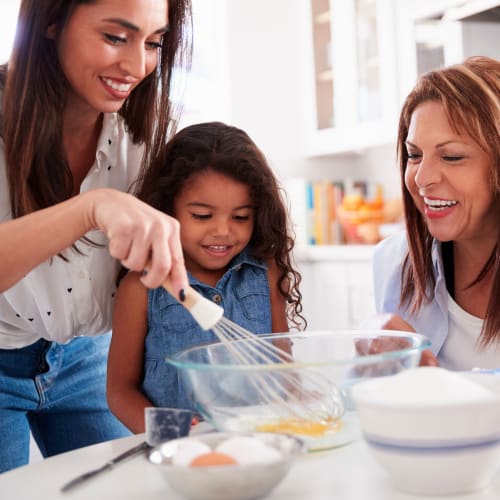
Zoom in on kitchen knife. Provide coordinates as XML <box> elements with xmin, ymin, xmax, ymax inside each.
<box><xmin>60</xmin><ymin>440</ymin><xmax>150</xmax><ymax>493</ymax></box>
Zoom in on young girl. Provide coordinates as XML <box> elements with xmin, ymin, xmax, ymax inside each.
<box><xmin>107</xmin><ymin>121</ymin><xmax>305</xmax><ymax>433</ymax></box>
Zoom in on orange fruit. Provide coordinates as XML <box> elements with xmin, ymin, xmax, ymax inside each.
<box><xmin>341</xmin><ymin>194</ymin><xmax>364</xmax><ymax>211</ymax></box>
<box><xmin>190</xmin><ymin>451</ymin><xmax>238</xmax><ymax>467</ymax></box>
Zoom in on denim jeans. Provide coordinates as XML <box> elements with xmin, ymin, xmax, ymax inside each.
<box><xmin>0</xmin><ymin>333</ymin><xmax>130</xmax><ymax>473</ymax></box>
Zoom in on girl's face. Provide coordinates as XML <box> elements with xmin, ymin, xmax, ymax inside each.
<box><xmin>54</xmin><ymin>0</ymin><xmax>168</xmax><ymax>115</ymax></box>
<box><xmin>173</xmin><ymin>170</ymin><xmax>255</xmax><ymax>282</ymax></box>
<box><xmin>404</xmin><ymin>100</ymin><xmax>498</xmax><ymax>245</ymax></box>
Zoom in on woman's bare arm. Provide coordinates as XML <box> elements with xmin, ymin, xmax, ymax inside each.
<box><xmin>0</xmin><ymin>188</ymin><xmax>188</xmax><ymax>293</ymax></box>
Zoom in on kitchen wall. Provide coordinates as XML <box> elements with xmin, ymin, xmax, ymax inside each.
<box><xmin>216</xmin><ymin>0</ymin><xmax>402</xmax><ymax>198</ymax></box>
<box><xmin>1</xmin><ymin>0</ymin><xmax>498</xmax><ymax>202</ymax></box>
<box><xmin>187</xmin><ymin>0</ymin><xmax>500</xmax><ymax>201</ymax></box>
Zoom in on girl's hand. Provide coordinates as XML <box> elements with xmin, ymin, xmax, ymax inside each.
<box><xmin>85</xmin><ymin>189</ymin><xmax>188</xmax><ymax>292</ymax></box>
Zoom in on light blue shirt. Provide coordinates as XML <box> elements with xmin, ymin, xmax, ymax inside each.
<box><xmin>373</xmin><ymin>231</ymin><xmax>449</xmax><ymax>357</ymax></box>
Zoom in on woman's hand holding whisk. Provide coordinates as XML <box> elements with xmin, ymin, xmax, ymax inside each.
<box><xmin>86</xmin><ymin>189</ymin><xmax>189</xmax><ymax>292</ymax></box>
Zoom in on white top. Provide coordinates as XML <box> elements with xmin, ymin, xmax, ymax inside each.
<box><xmin>439</xmin><ymin>294</ymin><xmax>499</xmax><ymax>371</ymax></box>
<box><xmin>0</xmin><ymin>113</ymin><xmax>144</xmax><ymax>347</ymax></box>
<box><xmin>373</xmin><ymin>232</ymin><xmax>500</xmax><ymax>370</ymax></box>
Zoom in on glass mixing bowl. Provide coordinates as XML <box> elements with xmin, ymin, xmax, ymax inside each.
<box><xmin>166</xmin><ymin>330</ymin><xmax>431</xmax><ymax>451</ymax></box>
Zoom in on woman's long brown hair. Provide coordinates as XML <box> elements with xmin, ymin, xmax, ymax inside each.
<box><xmin>0</xmin><ymin>0</ymin><xmax>192</xmax><ymax>218</ymax></box>
<box><xmin>396</xmin><ymin>56</ymin><xmax>500</xmax><ymax>346</ymax></box>
<box><xmin>136</xmin><ymin>121</ymin><xmax>306</xmax><ymax>330</ymax></box>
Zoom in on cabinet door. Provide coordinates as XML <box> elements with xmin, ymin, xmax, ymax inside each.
<box><xmin>299</xmin><ymin>260</ymin><xmax>375</xmax><ymax>331</ymax></box>
<box><xmin>397</xmin><ymin>0</ymin><xmax>500</xmax><ymax>98</ymax></box>
<box><xmin>345</xmin><ymin>261</ymin><xmax>376</xmax><ymax>328</ymax></box>
<box><xmin>307</xmin><ymin>262</ymin><xmax>350</xmax><ymax>330</ymax></box>
<box><xmin>304</xmin><ymin>0</ymin><xmax>399</xmax><ymax>155</ymax></box>
<box><xmin>296</xmin><ymin>260</ymin><xmax>316</xmax><ymax>329</ymax></box>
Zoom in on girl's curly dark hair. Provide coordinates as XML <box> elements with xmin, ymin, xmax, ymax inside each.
<box><xmin>136</xmin><ymin>121</ymin><xmax>306</xmax><ymax>329</ymax></box>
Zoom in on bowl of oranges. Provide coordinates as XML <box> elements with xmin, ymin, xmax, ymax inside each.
<box><xmin>337</xmin><ymin>188</ymin><xmax>402</xmax><ymax>244</ymax></box>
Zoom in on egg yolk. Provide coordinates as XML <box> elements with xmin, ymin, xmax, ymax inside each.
<box><xmin>190</xmin><ymin>451</ymin><xmax>239</xmax><ymax>467</ymax></box>
<box><xmin>256</xmin><ymin>417</ymin><xmax>343</xmax><ymax>437</ymax></box>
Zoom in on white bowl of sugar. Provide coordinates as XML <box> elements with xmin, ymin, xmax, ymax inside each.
<box><xmin>352</xmin><ymin>367</ymin><xmax>500</xmax><ymax>496</ymax></box>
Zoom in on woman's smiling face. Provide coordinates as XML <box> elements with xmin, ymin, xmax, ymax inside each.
<box><xmin>54</xmin><ymin>0</ymin><xmax>168</xmax><ymax>114</ymax></box>
<box><xmin>404</xmin><ymin>100</ymin><xmax>498</xmax><ymax>244</ymax></box>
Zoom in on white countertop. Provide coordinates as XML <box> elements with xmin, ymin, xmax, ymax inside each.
<box><xmin>2</xmin><ymin>429</ymin><xmax>500</xmax><ymax>500</ymax></box>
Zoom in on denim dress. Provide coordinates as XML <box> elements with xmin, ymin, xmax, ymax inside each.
<box><xmin>141</xmin><ymin>250</ymin><xmax>272</xmax><ymax>411</ymax></box>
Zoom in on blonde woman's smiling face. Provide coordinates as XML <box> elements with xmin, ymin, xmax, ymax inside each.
<box><xmin>404</xmin><ymin>100</ymin><xmax>498</xmax><ymax>244</ymax></box>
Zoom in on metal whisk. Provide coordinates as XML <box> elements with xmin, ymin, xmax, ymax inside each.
<box><xmin>163</xmin><ymin>281</ymin><xmax>345</xmax><ymax>427</ymax></box>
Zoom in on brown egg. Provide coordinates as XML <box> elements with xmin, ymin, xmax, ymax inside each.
<box><xmin>190</xmin><ymin>451</ymin><xmax>239</xmax><ymax>467</ymax></box>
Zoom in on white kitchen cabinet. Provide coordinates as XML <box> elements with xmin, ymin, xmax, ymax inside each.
<box><xmin>294</xmin><ymin>245</ymin><xmax>375</xmax><ymax>331</ymax></box>
<box><xmin>302</xmin><ymin>0</ymin><xmax>399</xmax><ymax>156</ymax></box>
<box><xmin>396</xmin><ymin>0</ymin><xmax>500</xmax><ymax>99</ymax></box>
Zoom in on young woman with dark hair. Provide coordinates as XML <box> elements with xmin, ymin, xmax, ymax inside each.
<box><xmin>0</xmin><ymin>0</ymin><xmax>192</xmax><ymax>472</ymax></box>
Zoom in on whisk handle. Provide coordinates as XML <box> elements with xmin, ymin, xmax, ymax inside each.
<box><xmin>161</xmin><ymin>278</ymin><xmax>224</xmax><ymax>331</ymax></box>
<box><xmin>161</xmin><ymin>278</ymin><xmax>198</xmax><ymax>310</ymax></box>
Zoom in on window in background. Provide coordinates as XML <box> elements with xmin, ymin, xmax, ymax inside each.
<box><xmin>0</xmin><ymin>0</ymin><xmax>21</xmax><ymax>63</ymax></box>
<box><xmin>176</xmin><ymin>0</ymin><xmax>230</xmax><ymax>128</ymax></box>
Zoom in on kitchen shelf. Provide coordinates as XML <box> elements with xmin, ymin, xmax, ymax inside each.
<box><xmin>317</xmin><ymin>69</ymin><xmax>334</xmax><ymax>82</ymax></box>
<box><xmin>442</xmin><ymin>0</ymin><xmax>500</xmax><ymax>21</ymax></box>
<box><xmin>315</xmin><ymin>10</ymin><xmax>331</xmax><ymax>24</ymax></box>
